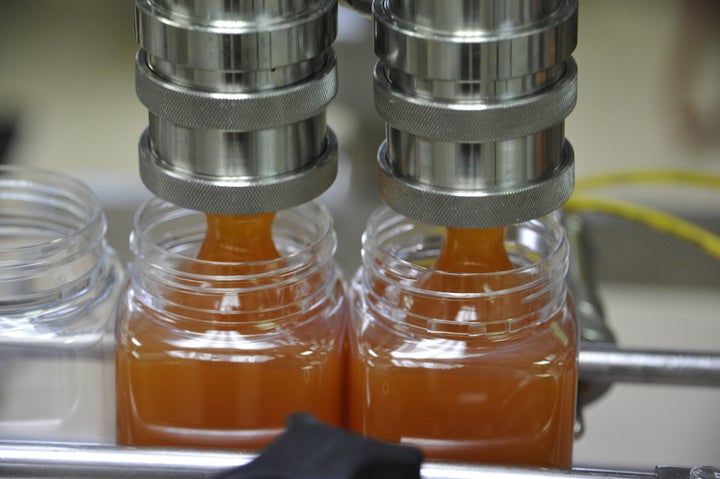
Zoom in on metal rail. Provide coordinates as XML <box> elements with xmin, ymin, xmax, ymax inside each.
<box><xmin>1</xmin><ymin>344</ymin><xmax>718</xmax><ymax>478</ymax></box>
<box><xmin>0</xmin><ymin>442</ymin><xmax>661</xmax><ymax>479</ymax></box>
<box><xmin>579</xmin><ymin>343</ymin><xmax>720</xmax><ymax>387</ymax></box>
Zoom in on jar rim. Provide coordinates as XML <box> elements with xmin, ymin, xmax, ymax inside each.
<box><xmin>131</xmin><ymin>197</ymin><xmax>335</xmax><ymax>272</ymax></box>
<box><xmin>355</xmin><ymin>207</ymin><xmax>570</xmax><ymax>336</ymax></box>
<box><xmin>128</xmin><ymin>198</ymin><xmax>341</xmax><ymax>326</ymax></box>
<box><xmin>363</xmin><ymin>206</ymin><xmax>568</xmax><ymax>292</ymax></box>
<box><xmin>0</xmin><ymin>166</ymin><xmax>119</xmax><ymax>318</ymax></box>
<box><xmin>0</xmin><ymin>165</ymin><xmax>105</xmax><ymax>263</ymax></box>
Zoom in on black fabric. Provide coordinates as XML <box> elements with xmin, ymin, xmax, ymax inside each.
<box><xmin>216</xmin><ymin>414</ymin><xmax>423</xmax><ymax>479</ymax></box>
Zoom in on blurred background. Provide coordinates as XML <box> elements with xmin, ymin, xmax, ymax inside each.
<box><xmin>1</xmin><ymin>0</ymin><xmax>719</xmax><ymax>470</ymax></box>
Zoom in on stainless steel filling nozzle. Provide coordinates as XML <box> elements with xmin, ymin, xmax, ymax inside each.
<box><xmin>133</xmin><ymin>0</ymin><xmax>339</xmax><ymax>214</ymax></box>
<box><xmin>366</xmin><ymin>0</ymin><xmax>579</xmax><ymax>228</ymax></box>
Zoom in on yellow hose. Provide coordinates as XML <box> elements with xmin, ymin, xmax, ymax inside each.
<box><xmin>565</xmin><ymin>170</ymin><xmax>720</xmax><ymax>261</ymax></box>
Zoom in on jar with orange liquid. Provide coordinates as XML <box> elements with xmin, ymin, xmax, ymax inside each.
<box><xmin>116</xmin><ymin>198</ymin><xmax>346</xmax><ymax>450</ymax></box>
<box><xmin>348</xmin><ymin>207</ymin><xmax>578</xmax><ymax>467</ymax></box>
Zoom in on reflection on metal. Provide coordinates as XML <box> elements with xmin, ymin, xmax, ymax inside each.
<box><xmin>579</xmin><ymin>343</ymin><xmax>720</xmax><ymax>387</ymax></box>
<box><xmin>132</xmin><ymin>0</ymin><xmax>339</xmax><ymax>214</ymax></box>
<box><xmin>0</xmin><ymin>442</ymin><xmax>249</xmax><ymax>478</ymax></box>
<box><xmin>370</xmin><ymin>0</ymin><xmax>578</xmax><ymax>228</ymax></box>
<box><xmin>0</xmin><ymin>441</ymin><xmax>677</xmax><ymax>479</ymax></box>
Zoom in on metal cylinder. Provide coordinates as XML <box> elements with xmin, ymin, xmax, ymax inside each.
<box><xmin>133</xmin><ymin>0</ymin><xmax>339</xmax><ymax>214</ymax></box>
<box><xmin>0</xmin><ymin>442</ymin><xmax>659</xmax><ymax>479</ymax></box>
<box><xmin>371</xmin><ymin>0</ymin><xmax>578</xmax><ymax>227</ymax></box>
<box><xmin>579</xmin><ymin>343</ymin><xmax>720</xmax><ymax>387</ymax></box>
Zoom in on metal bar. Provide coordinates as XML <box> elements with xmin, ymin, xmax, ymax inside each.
<box><xmin>422</xmin><ymin>463</ymin><xmax>655</xmax><ymax>479</ymax></box>
<box><xmin>0</xmin><ymin>442</ymin><xmax>250</xmax><ymax>478</ymax></box>
<box><xmin>0</xmin><ymin>442</ymin><xmax>657</xmax><ymax>479</ymax></box>
<box><xmin>579</xmin><ymin>342</ymin><xmax>720</xmax><ymax>387</ymax></box>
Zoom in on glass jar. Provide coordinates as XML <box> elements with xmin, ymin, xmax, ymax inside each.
<box><xmin>116</xmin><ymin>198</ymin><xmax>347</xmax><ymax>450</ymax></box>
<box><xmin>0</xmin><ymin>166</ymin><xmax>123</xmax><ymax>443</ymax></box>
<box><xmin>348</xmin><ymin>207</ymin><xmax>578</xmax><ymax>467</ymax></box>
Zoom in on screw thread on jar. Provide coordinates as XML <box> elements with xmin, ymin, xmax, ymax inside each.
<box><xmin>0</xmin><ymin>166</ymin><xmax>123</xmax><ymax>442</ymax></box>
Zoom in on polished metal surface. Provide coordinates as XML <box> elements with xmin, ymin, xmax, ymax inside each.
<box><xmin>579</xmin><ymin>343</ymin><xmax>720</xmax><ymax>387</ymax></box>
<box><xmin>386</xmin><ymin>0</ymin><xmax>564</xmax><ymax>31</ymax></box>
<box><xmin>385</xmin><ymin>123</ymin><xmax>566</xmax><ymax>189</ymax></box>
<box><xmin>374</xmin><ymin>0</ymin><xmax>577</xmax><ymax>82</ymax></box>
<box><xmin>149</xmin><ymin>114</ymin><xmax>326</xmax><ymax>178</ymax></box>
<box><xmin>377</xmin><ymin>140</ymin><xmax>574</xmax><ymax>228</ymax></box>
<box><xmin>0</xmin><ymin>442</ymin><xmax>249</xmax><ymax>478</ymax></box>
<box><xmin>135</xmin><ymin>0</ymin><xmax>337</xmax><ymax>81</ymax></box>
<box><xmin>370</xmin><ymin>0</ymin><xmax>579</xmax><ymax>227</ymax></box>
<box><xmin>151</xmin><ymin>0</ymin><xmax>312</xmax><ymax>21</ymax></box>
<box><xmin>135</xmin><ymin>50</ymin><xmax>338</xmax><ymax>130</ymax></box>
<box><xmin>386</xmin><ymin>123</ymin><xmax>566</xmax><ymax>188</ymax></box>
<box><xmin>385</xmin><ymin>63</ymin><xmax>567</xmax><ymax>102</ymax></box>
<box><xmin>0</xmin><ymin>441</ymin><xmax>660</xmax><ymax>479</ymax></box>
<box><xmin>133</xmin><ymin>0</ymin><xmax>339</xmax><ymax>213</ymax></box>
<box><xmin>139</xmin><ymin>128</ymin><xmax>338</xmax><ymax>214</ymax></box>
<box><xmin>145</xmin><ymin>54</ymin><xmax>327</xmax><ymax>93</ymax></box>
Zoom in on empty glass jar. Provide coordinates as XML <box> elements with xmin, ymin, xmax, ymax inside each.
<box><xmin>0</xmin><ymin>166</ymin><xmax>123</xmax><ymax>442</ymax></box>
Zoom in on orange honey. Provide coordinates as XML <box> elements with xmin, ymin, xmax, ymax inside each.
<box><xmin>348</xmin><ymin>212</ymin><xmax>577</xmax><ymax>467</ymax></box>
<box><xmin>199</xmin><ymin>213</ymin><xmax>281</xmax><ymax>262</ymax></box>
<box><xmin>116</xmin><ymin>203</ymin><xmax>346</xmax><ymax>450</ymax></box>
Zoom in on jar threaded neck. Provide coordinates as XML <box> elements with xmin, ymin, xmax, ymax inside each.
<box><xmin>129</xmin><ymin>198</ymin><xmax>340</xmax><ymax>324</ymax></box>
<box><xmin>356</xmin><ymin>207</ymin><xmax>569</xmax><ymax>336</ymax></box>
<box><xmin>0</xmin><ymin>166</ymin><xmax>112</xmax><ymax>315</ymax></box>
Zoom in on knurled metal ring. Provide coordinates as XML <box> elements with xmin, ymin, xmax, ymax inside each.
<box><xmin>374</xmin><ymin>58</ymin><xmax>577</xmax><ymax>143</ymax></box>
<box><xmin>139</xmin><ymin>128</ymin><xmax>339</xmax><ymax>214</ymax></box>
<box><xmin>377</xmin><ymin>140</ymin><xmax>575</xmax><ymax>228</ymax></box>
<box><xmin>135</xmin><ymin>50</ymin><xmax>338</xmax><ymax>131</ymax></box>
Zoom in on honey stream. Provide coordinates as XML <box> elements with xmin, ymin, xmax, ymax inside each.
<box><xmin>197</xmin><ymin>213</ymin><xmax>280</xmax><ymax>263</ymax></box>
